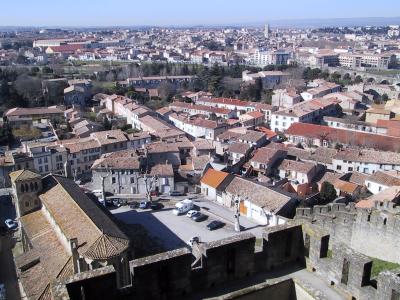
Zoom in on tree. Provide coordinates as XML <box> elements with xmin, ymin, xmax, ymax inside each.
<box><xmin>14</xmin><ymin>74</ymin><xmax>43</xmax><ymax>106</ymax></box>
<box><xmin>158</xmin><ymin>82</ymin><xmax>175</xmax><ymax>101</ymax></box>
<box><xmin>143</xmin><ymin>173</ymin><xmax>158</xmax><ymax>203</ymax></box>
<box><xmin>354</xmin><ymin>75</ymin><xmax>363</xmax><ymax>83</ymax></box>
<box><xmin>320</xmin><ymin>181</ymin><xmax>337</xmax><ymax>204</ymax></box>
<box><xmin>102</xmin><ymin>117</ymin><xmax>112</xmax><ymax>130</ymax></box>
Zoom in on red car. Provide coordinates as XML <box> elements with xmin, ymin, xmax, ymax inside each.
<box><xmin>150</xmin><ymin>191</ymin><xmax>159</xmax><ymax>197</ymax></box>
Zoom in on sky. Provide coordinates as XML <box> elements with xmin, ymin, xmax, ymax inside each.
<box><xmin>1</xmin><ymin>0</ymin><xmax>400</xmax><ymax>27</ymax></box>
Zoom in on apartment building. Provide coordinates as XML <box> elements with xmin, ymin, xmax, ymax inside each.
<box><xmin>338</xmin><ymin>52</ymin><xmax>395</xmax><ymax>70</ymax></box>
<box><xmin>271</xmin><ymin>89</ymin><xmax>302</xmax><ymax>108</ymax></box>
<box><xmin>169</xmin><ymin>101</ymin><xmax>236</xmax><ymax>119</ymax></box>
<box><xmin>300</xmin><ymin>80</ymin><xmax>341</xmax><ymax>101</ymax></box>
<box><xmin>242</xmin><ymin>70</ymin><xmax>290</xmax><ymax>89</ymax></box>
<box><xmin>195</xmin><ymin>97</ymin><xmax>275</xmax><ymax>122</ymax></box>
<box><xmin>169</xmin><ymin>113</ymin><xmax>229</xmax><ymax>140</ymax></box>
<box><xmin>58</xmin><ymin>129</ymin><xmax>128</xmax><ymax>176</ymax></box>
<box><xmin>332</xmin><ymin>149</ymin><xmax>400</xmax><ymax>175</ymax></box>
<box><xmin>270</xmin><ymin>98</ymin><xmax>340</xmax><ymax>132</ymax></box>
<box><xmin>23</xmin><ymin>143</ymin><xmax>68</xmax><ymax>175</ymax></box>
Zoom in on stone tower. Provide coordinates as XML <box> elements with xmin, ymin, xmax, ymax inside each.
<box><xmin>10</xmin><ymin>169</ymin><xmax>42</xmax><ymax>218</ymax></box>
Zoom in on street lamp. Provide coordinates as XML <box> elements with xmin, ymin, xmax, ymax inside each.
<box><xmin>234</xmin><ymin>195</ymin><xmax>241</xmax><ymax>232</ymax></box>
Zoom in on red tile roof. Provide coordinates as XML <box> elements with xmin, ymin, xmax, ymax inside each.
<box><xmin>200</xmin><ymin>168</ymin><xmax>230</xmax><ymax>189</ymax></box>
<box><xmin>286</xmin><ymin>123</ymin><xmax>400</xmax><ymax>152</ymax></box>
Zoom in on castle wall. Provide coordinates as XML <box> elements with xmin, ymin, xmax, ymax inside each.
<box><xmin>296</xmin><ymin>202</ymin><xmax>400</xmax><ymax>264</ymax></box>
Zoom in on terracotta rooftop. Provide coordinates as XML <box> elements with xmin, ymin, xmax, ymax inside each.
<box><xmin>286</xmin><ymin>122</ymin><xmax>400</xmax><ymax>152</ymax></box>
<box><xmin>200</xmin><ymin>168</ymin><xmax>231</xmax><ymax>189</ymax></box>
<box><xmin>9</xmin><ymin>169</ymin><xmax>41</xmax><ymax>182</ymax></box>
<box><xmin>18</xmin><ymin>210</ymin><xmax>72</xmax><ymax>300</ymax></box>
<box><xmin>278</xmin><ymin>159</ymin><xmax>316</xmax><ymax>174</ymax></box>
<box><xmin>225</xmin><ymin>177</ymin><xmax>294</xmax><ymax>214</ymax></box>
<box><xmin>40</xmin><ymin>175</ymin><xmax>129</xmax><ymax>259</ymax></box>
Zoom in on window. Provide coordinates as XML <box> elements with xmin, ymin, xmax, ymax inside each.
<box><xmin>336</xmin><ymin>165</ymin><xmax>342</xmax><ymax>171</ymax></box>
<box><xmin>112</xmin><ymin>177</ymin><xmax>116</xmax><ymax>184</ymax></box>
<box><xmin>130</xmin><ymin>177</ymin><xmax>135</xmax><ymax>184</ymax></box>
<box><xmin>348</xmin><ymin>167</ymin><xmax>353</xmax><ymax>172</ymax></box>
<box><xmin>25</xmin><ymin>201</ymin><xmax>29</xmax><ymax>207</ymax></box>
<box><xmin>45</xmin><ymin>165</ymin><xmax>48</xmax><ymax>172</ymax></box>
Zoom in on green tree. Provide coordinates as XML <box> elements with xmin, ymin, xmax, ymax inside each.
<box><xmin>320</xmin><ymin>181</ymin><xmax>337</xmax><ymax>204</ymax></box>
<box><xmin>354</xmin><ymin>75</ymin><xmax>363</xmax><ymax>83</ymax></box>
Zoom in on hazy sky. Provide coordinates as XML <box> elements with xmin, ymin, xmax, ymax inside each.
<box><xmin>1</xmin><ymin>0</ymin><xmax>400</xmax><ymax>26</ymax></box>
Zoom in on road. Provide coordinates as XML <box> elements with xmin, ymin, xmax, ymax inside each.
<box><xmin>111</xmin><ymin>196</ymin><xmax>267</xmax><ymax>251</ymax></box>
<box><xmin>0</xmin><ymin>189</ymin><xmax>21</xmax><ymax>300</ymax></box>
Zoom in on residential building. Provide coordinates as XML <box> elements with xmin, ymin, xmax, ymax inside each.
<box><xmin>332</xmin><ymin>149</ymin><xmax>400</xmax><ymax>175</ymax></box>
<box><xmin>169</xmin><ymin>113</ymin><xmax>229</xmax><ymax>140</ymax></box>
<box><xmin>338</xmin><ymin>52</ymin><xmax>395</xmax><ymax>70</ymax></box>
<box><xmin>285</xmin><ymin>123</ymin><xmax>400</xmax><ymax>152</ymax></box>
<box><xmin>250</xmin><ymin>147</ymin><xmax>287</xmax><ymax>176</ymax></box>
<box><xmin>270</xmin><ymin>98</ymin><xmax>341</xmax><ymax>132</ymax></box>
<box><xmin>169</xmin><ymin>101</ymin><xmax>236</xmax><ymax>119</ymax></box>
<box><xmin>23</xmin><ymin>143</ymin><xmax>68</xmax><ymax>175</ymax></box>
<box><xmin>242</xmin><ymin>70</ymin><xmax>290</xmax><ymax>89</ymax></box>
<box><xmin>277</xmin><ymin>159</ymin><xmax>319</xmax><ymax>184</ymax></box>
<box><xmin>222</xmin><ymin>176</ymin><xmax>298</xmax><ymax>226</ymax></box>
<box><xmin>200</xmin><ymin>168</ymin><xmax>233</xmax><ymax>202</ymax></box>
<box><xmin>300</xmin><ymin>81</ymin><xmax>341</xmax><ymax>101</ymax></box>
<box><xmin>365</xmin><ymin>171</ymin><xmax>400</xmax><ymax>194</ymax></box>
<box><xmin>272</xmin><ymin>89</ymin><xmax>302</xmax><ymax>108</ymax></box>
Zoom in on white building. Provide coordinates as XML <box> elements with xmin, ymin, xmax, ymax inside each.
<box><xmin>365</xmin><ymin>171</ymin><xmax>400</xmax><ymax>195</ymax></box>
<box><xmin>332</xmin><ymin>149</ymin><xmax>400</xmax><ymax>175</ymax></box>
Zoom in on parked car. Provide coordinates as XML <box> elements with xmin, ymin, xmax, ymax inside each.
<box><xmin>187</xmin><ymin>236</ymin><xmax>200</xmax><ymax>246</ymax></box>
<box><xmin>186</xmin><ymin>210</ymin><xmax>198</xmax><ymax>218</ymax></box>
<box><xmin>150</xmin><ymin>202</ymin><xmax>163</xmax><ymax>210</ymax></box>
<box><xmin>92</xmin><ymin>190</ymin><xmax>103</xmax><ymax>197</ymax></box>
<box><xmin>206</xmin><ymin>220</ymin><xmax>224</xmax><ymax>231</ymax></box>
<box><xmin>169</xmin><ymin>191</ymin><xmax>185</xmax><ymax>196</ymax></box>
<box><xmin>112</xmin><ymin>199</ymin><xmax>122</xmax><ymax>208</ymax></box>
<box><xmin>139</xmin><ymin>201</ymin><xmax>149</xmax><ymax>209</ymax></box>
<box><xmin>4</xmin><ymin>219</ymin><xmax>18</xmax><ymax>230</ymax></box>
<box><xmin>191</xmin><ymin>212</ymin><xmax>207</xmax><ymax>222</ymax></box>
<box><xmin>172</xmin><ymin>199</ymin><xmax>194</xmax><ymax>215</ymax></box>
<box><xmin>150</xmin><ymin>191</ymin><xmax>159</xmax><ymax>197</ymax></box>
<box><xmin>129</xmin><ymin>202</ymin><xmax>139</xmax><ymax>209</ymax></box>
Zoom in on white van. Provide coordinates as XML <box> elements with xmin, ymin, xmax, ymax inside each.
<box><xmin>172</xmin><ymin>199</ymin><xmax>194</xmax><ymax>215</ymax></box>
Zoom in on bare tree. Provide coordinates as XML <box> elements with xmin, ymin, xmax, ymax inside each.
<box><xmin>143</xmin><ymin>173</ymin><xmax>158</xmax><ymax>203</ymax></box>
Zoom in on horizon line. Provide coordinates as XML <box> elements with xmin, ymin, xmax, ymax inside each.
<box><xmin>0</xmin><ymin>16</ymin><xmax>400</xmax><ymax>29</ymax></box>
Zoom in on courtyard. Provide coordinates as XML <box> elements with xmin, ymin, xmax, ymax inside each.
<box><xmin>111</xmin><ymin>195</ymin><xmax>266</xmax><ymax>251</ymax></box>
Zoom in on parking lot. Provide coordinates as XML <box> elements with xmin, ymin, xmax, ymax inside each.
<box><xmin>111</xmin><ymin>196</ymin><xmax>266</xmax><ymax>251</ymax></box>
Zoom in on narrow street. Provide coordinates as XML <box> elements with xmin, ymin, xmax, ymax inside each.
<box><xmin>0</xmin><ymin>189</ymin><xmax>20</xmax><ymax>300</ymax></box>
